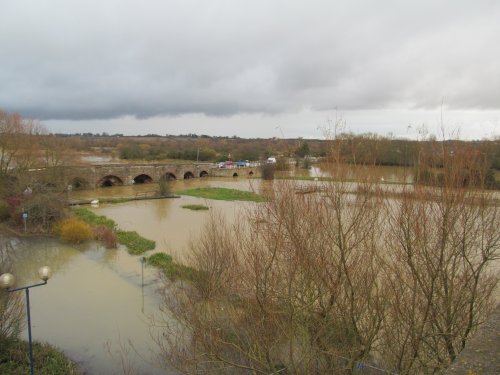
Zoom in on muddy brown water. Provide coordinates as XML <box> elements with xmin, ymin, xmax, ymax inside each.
<box><xmin>5</xmin><ymin>177</ymin><xmax>263</xmax><ymax>375</ymax></box>
<box><xmin>2</xmin><ymin>237</ymin><xmax>167</xmax><ymax>375</ymax></box>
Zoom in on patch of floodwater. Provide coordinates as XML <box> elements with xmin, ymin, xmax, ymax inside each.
<box><xmin>92</xmin><ymin>191</ymin><xmax>257</xmax><ymax>260</ymax></box>
<box><xmin>3</xmin><ymin>237</ymin><xmax>171</xmax><ymax>375</ymax></box>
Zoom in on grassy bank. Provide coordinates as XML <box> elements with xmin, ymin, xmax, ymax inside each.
<box><xmin>0</xmin><ymin>339</ymin><xmax>81</xmax><ymax>375</ymax></box>
<box><xmin>116</xmin><ymin>230</ymin><xmax>155</xmax><ymax>255</ymax></box>
<box><xmin>73</xmin><ymin>208</ymin><xmax>155</xmax><ymax>255</ymax></box>
<box><xmin>72</xmin><ymin>207</ymin><xmax>116</xmax><ymax>228</ymax></box>
<box><xmin>179</xmin><ymin>187</ymin><xmax>265</xmax><ymax>202</ymax></box>
<box><xmin>146</xmin><ymin>252</ymin><xmax>199</xmax><ymax>282</ymax></box>
<box><xmin>74</xmin><ymin>209</ymin><xmax>193</xmax><ymax>279</ymax></box>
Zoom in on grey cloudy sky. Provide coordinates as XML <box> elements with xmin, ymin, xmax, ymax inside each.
<box><xmin>1</xmin><ymin>0</ymin><xmax>499</xmax><ymax>139</ymax></box>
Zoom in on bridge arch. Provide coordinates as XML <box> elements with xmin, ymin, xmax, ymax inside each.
<box><xmin>70</xmin><ymin>177</ymin><xmax>88</xmax><ymax>190</ymax></box>
<box><xmin>98</xmin><ymin>175</ymin><xmax>124</xmax><ymax>187</ymax></box>
<box><xmin>163</xmin><ymin>172</ymin><xmax>177</xmax><ymax>181</ymax></box>
<box><xmin>199</xmin><ymin>170</ymin><xmax>209</xmax><ymax>178</ymax></box>
<box><xmin>232</xmin><ymin>172</ymin><xmax>238</xmax><ymax>177</ymax></box>
<box><xmin>183</xmin><ymin>171</ymin><xmax>195</xmax><ymax>179</ymax></box>
<box><xmin>133</xmin><ymin>174</ymin><xmax>153</xmax><ymax>184</ymax></box>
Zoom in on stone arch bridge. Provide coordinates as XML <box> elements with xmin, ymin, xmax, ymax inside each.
<box><xmin>27</xmin><ymin>163</ymin><xmax>257</xmax><ymax>189</ymax></box>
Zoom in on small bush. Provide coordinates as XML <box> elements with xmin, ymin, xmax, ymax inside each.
<box><xmin>54</xmin><ymin>218</ymin><xmax>93</xmax><ymax>244</ymax></box>
<box><xmin>93</xmin><ymin>226</ymin><xmax>117</xmax><ymax>249</ymax></box>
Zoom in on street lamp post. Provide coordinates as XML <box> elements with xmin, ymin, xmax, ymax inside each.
<box><xmin>140</xmin><ymin>257</ymin><xmax>145</xmax><ymax>313</ymax></box>
<box><xmin>0</xmin><ymin>266</ymin><xmax>52</xmax><ymax>375</ymax></box>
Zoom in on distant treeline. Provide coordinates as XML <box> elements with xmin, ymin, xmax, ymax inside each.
<box><xmin>59</xmin><ymin>132</ymin><xmax>500</xmax><ymax>170</ymax></box>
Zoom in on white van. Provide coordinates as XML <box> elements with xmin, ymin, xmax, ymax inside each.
<box><xmin>267</xmin><ymin>157</ymin><xmax>276</xmax><ymax>164</ymax></box>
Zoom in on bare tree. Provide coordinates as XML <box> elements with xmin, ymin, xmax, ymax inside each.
<box><xmin>0</xmin><ymin>110</ymin><xmax>41</xmax><ymax>177</ymax></box>
<box><xmin>380</xmin><ymin>140</ymin><xmax>500</xmax><ymax>374</ymax></box>
<box><xmin>155</xmin><ymin>174</ymin><xmax>386</xmax><ymax>374</ymax></box>
<box><xmin>153</xmin><ymin>136</ymin><xmax>499</xmax><ymax>375</ymax></box>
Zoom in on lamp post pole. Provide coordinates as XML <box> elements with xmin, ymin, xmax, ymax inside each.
<box><xmin>1</xmin><ymin>266</ymin><xmax>52</xmax><ymax>375</ymax></box>
<box><xmin>140</xmin><ymin>257</ymin><xmax>145</xmax><ymax>313</ymax></box>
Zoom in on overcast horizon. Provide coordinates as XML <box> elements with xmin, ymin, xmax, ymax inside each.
<box><xmin>2</xmin><ymin>1</ymin><xmax>499</xmax><ymax>140</ymax></box>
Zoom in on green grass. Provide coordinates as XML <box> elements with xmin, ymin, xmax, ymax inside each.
<box><xmin>72</xmin><ymin>207</ymin><xmax>116</xmax><ymax>229</ymax></box>
<box><xmin>116</xmin><ymin>230</ymin><xmax>156</xmax><ymax>255</ymax></box>
<box><xmin>182</xmin><ymin>204</ymin><xmax>209</xmax><ymax>211</ymax></box>
<box><xmin>179</xmin><ymin>187</ymin><xmax>265</xmax><ymax>202</ymax></box>
<box><xmin>146</xmin><ymin>252</ymin><xmax>199</xmax><ymax>281</ymax></box>
<box><xmin>0</xmin><ymin>339</ymin><xmax>81</xmax><ymax>375</ymax></box>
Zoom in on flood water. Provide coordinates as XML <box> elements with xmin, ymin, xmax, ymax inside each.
<box><xmin>2</xmin><ymin>236</ymin><xmax>168</xmax><ymax>375</ymax></box>
<box><xmin>5</xmin><ymin>166</ymin><xmax>497</xmax><ymax>374</ymax></box>
<box><xmin>5</xmin><ymin>176</ymin><xmax>263</xmax><ymax>375</ymax></box>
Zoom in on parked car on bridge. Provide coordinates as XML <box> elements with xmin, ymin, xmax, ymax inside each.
<box><xmin>218</xmin><ymin>161</ymin><xmax>235</xmax><ymax>168</ymax></box>
<box><xmin>235</xmin><ymin>160</ymin><xmax>250</xmax><ymax>167</ymax></box>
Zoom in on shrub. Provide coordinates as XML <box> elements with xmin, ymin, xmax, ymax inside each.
<box><xmin>55</xmin><ymin>218</ymin><xmax>93</xmax><ymax>244</ymax></box>
<box><xmin>16</xmin><ymin>193</ymin><xmax>67</xmax><ymax>232</ymax></box>
<box><xmin>93</xmin><ymin>225</ymin><xmax>117</xmax><ymax>249</ymax></box>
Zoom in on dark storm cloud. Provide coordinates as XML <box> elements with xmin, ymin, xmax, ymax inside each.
<box><xmin>1</xmin><ymin>0</ymin><xmax>499</xmax><ymax>121</ymax></box>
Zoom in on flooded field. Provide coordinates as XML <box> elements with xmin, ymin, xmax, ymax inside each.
<box><xmin>5</xmin><ymin>165</ymin><xmax>498</xmax><ymax>374</ymax></box>
<box><xmin>6</xmin><ymin>177</ymin><xmax>262</xmax><ymax>374</ymax></box>
<box><xmin>2</xmin><ymin>236</ymin><xmax>168</xmax><ymax>375</ymax></box>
